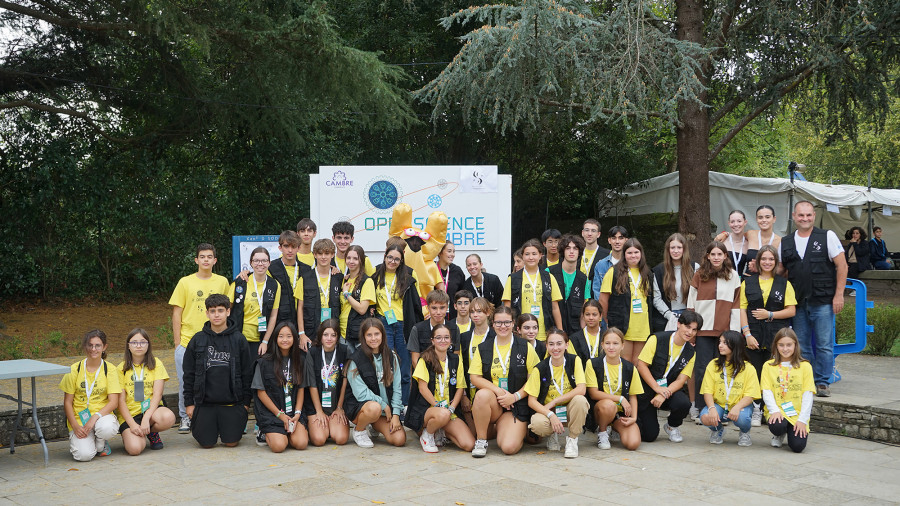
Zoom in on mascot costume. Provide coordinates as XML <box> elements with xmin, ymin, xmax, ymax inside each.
<box><xmin>388</xmin><ymin>203</ymin><xmax>448</xmax><ymax>310</ymax></box>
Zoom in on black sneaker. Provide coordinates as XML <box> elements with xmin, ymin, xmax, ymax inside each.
<box><xmin>816</xmin><ymin>384</ymin><xmax>831</xmax><ymax>397</ymax></box>
<box><xmin>147</xmin><ymin>432</ymin><xmax>164</xmax><ymax>450</ymax></box>
<box><xmin>256</xmin><ymin>431</ymin><xmax>267</xmax><ymax>446</ymax></box>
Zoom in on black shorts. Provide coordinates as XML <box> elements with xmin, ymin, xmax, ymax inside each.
<box><xmin>191</xmin><ymin>404</ymin><xmax>249</xmax><ymax>447</ymax></box>
<box><xmin>119</xmin><ymin>413</ymin><xmax>145</xmax><ymax>434</ymax></box>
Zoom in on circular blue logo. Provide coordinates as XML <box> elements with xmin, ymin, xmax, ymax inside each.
<box><xmin>427</xmin><ymin>194</ymin><xmax>442</xmax><ymax>208</ymax></box>
<box><xmin>368</xmin><ymin>180</ymin><xmax>399</xmax><ymax>210</ymax></box>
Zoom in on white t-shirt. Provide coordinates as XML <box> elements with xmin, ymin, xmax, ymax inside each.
<box><xmin>779</xmin><ymin>230</ymin><xmax>843</xmax><ymax>261</ymax></box>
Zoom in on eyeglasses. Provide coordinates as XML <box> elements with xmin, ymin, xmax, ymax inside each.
<box><xmin>129</xmin><ymin>341</ymin><xmax>149</xmax><ymax>348</ymax></box>
<box><xmin>433</xmin><ymin>336</ymin><xmax>452</xmax><ymax>342</ymax></box>
<box><xmin>493</xmin><ymin>320</ymin><xmax>514</xmax><ymax>327</ymax></box>
<box><xmin>251</xmin><ymin>259</ymin><xmax>270</xmax><ymax>265</ymax></box>
<box><xmin>385</xmin><ymin>256</ymin><xmax>402</xmax><ymax>263</ymax></box>
<box><xmin>86</xmin><ymin>344</ymin><xmax>104</xmax><ymax>350</ymax></box>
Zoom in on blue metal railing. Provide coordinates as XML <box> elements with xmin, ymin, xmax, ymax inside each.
<box><xmin>831</xmin><ymin>278</ymin><xmax>874</xmax><ymax>383</ymax></box>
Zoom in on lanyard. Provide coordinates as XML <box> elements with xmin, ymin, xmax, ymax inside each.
<box><xmin>83</xmin><ymin>359</ymin><xmax>100</xmax><ymax>401</ymax></box>
<box><xmin>288</xmin><ymin>262</ymin><xmax>299</xmax><ymax>290</ymax></box>
<box><xmin>604</xmin><ymin>358</ymin><xmax>621</xmax><ymax>395</ymax></box>
<box><xmin>470</xmin><ymin>331</ymin><xmax>486</xmax><ymax>361</ymax></box>
<box><xmin>779</xmin><ymin>362</ymin><xmax>792</xmax><ymax>397</ymax></box>
<box><xmin>253</xmin><ymin>277</ymin><xmax>265</xmax><ymax>309</ymax></box>
<box><xmin>627</xmin><ymin>269</ymin><xmax>641</xmax><ymax>296</ymax></box>
<box><xmin>585</xmin><ymin>328</ymin><xmax>601</xmax><ymax>358</ymax></box>
<box><xmin>582</xmin><ymin>249</ymin><xmax>595</xmax><ymax>272</ymax></box>
<box><xmin>494</xmin><ymin>339</ymin><xmax>512</xmax><ymax>376</ymax></box>
<box><xmin>729</xmin><ymin>235</ymin><xmax>745</xmax><ymax>268</ymax></box>
<box><xmin>723</xmin><ymin>367</ymin><xmax>736</xmax><ymax>407</ymax></box>
<box><xmin>437</xmin><ymin>358</ymin><xmax>448</xmax><ymax>398</ymax></box>
<box><xmin>523</xmin><ymin>269</ymin><xmax>539</xmax><ymax>302</ymax></box>
<box><xmin>551</xmin><ymin>361</ymin><xmax>566</xmax><ymax>396</ymax></box>
<box><xmin>471</xmin><ymin>278</ymin><xmax>483</xmax><ymax>297</ymax></box>
<box><xmin>439</xmin><ymin>265</ymin><xmax>449</xmax><ymax>288</ymax></box>
<box><xmin>385</xmin><ymin>273</ymin><xmax>397</xmax><ymax>300</ymax></box>
<box><xmin>663</xmin><ymin>335</ymin><xmax>680</xmax><ymax>378</ymax></box>
<box><xmin>762</xmin><ymin>232</ymin><xmax>775</xmax><ymax>246</ymax></box>
<box><xmin>321</xmin><ymin>348</ymin><xmax>336</xmax><ymax>382</ymax></box>
<box><xmin>133</xmin><ymin>364</ymin><xmax>145</xmax><ymax>382</ymax></box>
<box><xmin>316</xmin><ymin>271</ymin><xmax>330</xmax><ymax>301</ymax></box>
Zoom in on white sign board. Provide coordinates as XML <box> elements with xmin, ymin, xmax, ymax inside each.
<box><xmin>310</xmin><ymin>166</ymin><xmax>512</xmax><ymax>275</ymax></box>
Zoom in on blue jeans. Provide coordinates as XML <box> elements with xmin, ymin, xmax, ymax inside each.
<box><xmin>873</xmin><ymin>260</ymin><xmax>892</xmax><ymax>270</ymax></box>
<box><xmin>792</xmin><ymin>301</ymin><xmax>834</xmax><ymax>386</ymax></box>
<box><xmin>701</xmin><ymin>404</ymin><xmax>752</xmax><ymax>433</ymax></box>
<box><xmin>379</xmin><ymin>315</ymin><xmax>410</xmax><ymax>406</ymax></box>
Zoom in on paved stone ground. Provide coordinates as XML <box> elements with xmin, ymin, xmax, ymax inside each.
<box><xmin>2</xmin><ymin>415</ymin><xmax>900</xmax><ymax>505</ymax></box>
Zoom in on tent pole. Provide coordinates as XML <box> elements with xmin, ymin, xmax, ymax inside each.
<box><xmin>867</xmin><ymin>170</ymin><xmax>874</xmax><ymax>238</ymax></box>
<box><xmin>788</xmin><ymin>164</ymin><xmax>796</xmax><ymax>234</ymax></box>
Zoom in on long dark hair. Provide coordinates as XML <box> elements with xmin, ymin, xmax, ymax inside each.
<box><xmin>714</xmin><ymin>330</ymin><xmax>747</xmax><ymax>376</ymax></box>
<box><xmin>662</xmin><ymin>233</ymin><xmax>694</xmax><ymax>301</ymax></box>
<box><xmin>420</xmin><ymin>324</ymin><xmax>451</xmax><ymax>377</ymax></box>
<box><xmin>314</xmin><ymin>318</ymin><xmax>342</xmax><ymax>347</ymax></box>
<box><xmin>82</xmin><ymin>329</ymin><xmax>108</xmax><ymax>360</ymax></box>
<box><xmin>613</xmin><ymin>238</ymin><xmax>652</xmax><ymax>295</ymax></box>
<box><xmin>344</xmin><ymin>245</ymin><xmax>367</xmax><ymax>293</ymax></box>
<box><xmin>265</xmin><ymin>322</ymin><xmax>304</xmax><ymax>387</ymax></box>
<box><xmin>358</xmin><ymin>317</ymin><xmax>393</xmax><ymax>387</ymax></box>
<box><xmin>374</xmin><ymin>244</ymin><xmax>412</xmax><ymax>300</ymax></box>
<box><xmin>698</xmin><ymin>241</ymin><xmax>734</xmax><ymax>282</ymax></box>
<box><xmin>123</xmin><ymin>328</ymin><xmax>156</xmax><ymax>371</ymax></box>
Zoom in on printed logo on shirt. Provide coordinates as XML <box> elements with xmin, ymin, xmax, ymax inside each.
<box><xmin>322</xmin><ymin>364</ymin><xmax>339</xmax><ymax>389</ymax></box>
<box><xmin>206</xmin><ymin>347</ymin><xmax>230</xmax><ymax>369</ymax></box>
<box><xmin>812</xmin><ymin>241</ymin><xmax>822</xmax><ymax>252</ymax></box>
<box><xmin>197</xmin><ymin>290</ymin><xmax>204</xmax><ymax>297</ymax></box>
<box><xmin>515</xmin><ymin>353</ymin><xmax>525</xmax><ymax>366</ymax></box>
<box><xmin>772</xmin><ymin>290</ymin><xmax>784</xmax><ymax>302</ymax></box>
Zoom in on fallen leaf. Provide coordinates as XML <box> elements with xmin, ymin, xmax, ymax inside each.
<box><xmin>115</xmin><ymin>493</ymin><xmax>122</xmax><ymax>497</ymax></box>
<box><xmin>456</xmin><ymin>502</ymin><xmax>465</xmax><ymax>505</ymax></box>
<box><xmin>269</xmin><ymin>464</ymin><xmax>277</xmax><ymax>467</ymax></box>
<box><xmin>372</xmin><ymin>501</ymin><xmax>385</xmax><ymax>504</ymax></box>
<box><xmin>67</xmin><ymin>468</ymin><xmax>79</xmax><ymax>471</ymax></box>
<box><xmin>537</xmin><ymin>451</ymin><xmax>545</xmax><ymax>455</ymax></box>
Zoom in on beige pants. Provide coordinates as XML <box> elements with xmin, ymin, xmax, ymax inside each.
<box><xmin>529</xmin><ymin>395</ymin><xmax>589</xmax><ymax>438</ymax></box>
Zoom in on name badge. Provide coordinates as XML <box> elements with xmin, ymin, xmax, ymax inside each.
<box><xmin>140</xmin><ymin>399</ymin><xmax>151</xmax><ymax>413</ymax></box>
<box><xmin>134</xmin><ymin>380</ymin><xmax>145</xmax><ymax>402</ymax></box>
<box><xmin>78</xmin><ymin>408</ymin><xmax>91</xmax><ymax>425</ymax></box>
<box><xmin>781</xmin><ymin>401</ymin><xmax>798</xmax><ymax>417</ymax></box>
<box><xmin>322</xmin><ymin>391</ymin><xmax>333</xmax><ymax>408</ymax></box>
<box><xmin>499</xmin><ymin>377</ymin><xmax>509</xmax><ymax>391</ymax></box>
<box><xmin>530</xmin><ymin>305</ymin><xmax>541</xmax><ymax>317</ymax></box>
<box><xmin>384</xmin><ymin>309</ymin><xmax>398</xmax><ymax>325</ymax></box>
<box><xmin>555</xmin><ymin>406</ymin><xmax>568</xmax><ymax>423</ymax></box>
<box><xmin>631</xmin><ymin>298</ymin><xmax>643</xmax><ymax>313</ymax></box>
<box><xmin>321</xmin><ymin>308</ymin><xmax>332</xmax><ymax>322</ymax></box>
<box><xmin>257</xmin><ymin>315</ymin><xmax>267</xmax><ymax>332</ymax></box>
<box><xmin>656</xmin><ymin>378</ymin><xmax>668</xmax><ymax>388</ymax></box>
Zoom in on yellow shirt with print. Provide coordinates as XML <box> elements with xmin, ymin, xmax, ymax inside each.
<box><xmin>739</xmin><ymin>277</ymin><xmax>798</xmax><ymax>309</ymax></box>
<box><xmin>637</xmin><ymin>334</ymin><xmax>696</xmax><ymax>378</ymax></box>
<box><xmin>169</xmin><ymin>273</ymin><xmax>230</xmax><ymax>347</ymax></box>
<box><xmin>760</xmin><ymin>361</ymin><xmax>815</xmax><ymax>425</ymax></box>
<box><xmin>229</xmin><ymin>278</ymin><xmax>282</xmax><ymax>342</ymax></box>
<box><xmin>59</xmin><ymin>360</ymin><xmax>122</xmax><ymax>430</ymax></box>
<box><xmin>501</xmin><ymin>271</ymin><xmax>563</xmax><ymax>341</ymax></box>
<box><xmin>456</xmin><ymin>320</ymin><xmax>472</xmax><ymax>334</ymax></box>
<box><xmin>340</xmin><ymin>277</ymin><xmax>376</xmax><ymax>338</ymax></box>
<box><xmin>375</xmin><ymin>271</ymin><xmax>420</xmax><ymax>322</ymax></box>
<box><xmin>580</xmin><ymin>247</ymin><xmax>599</xmax><ymax>276</ymax></box>
<box><xmin>335</xmin><ymin>255</ymin><xmax>376</xmax><ymax>277</ymax></box>
<box><xmin>585</xmin><ymin>358</ymin><xmax>644</xmax><ymax>412</ymax></box>
<box><xmin>524</xmin><ymin>357</ymin><xmax>586</xmax><ymax>405</ymax></box>
<box><xmin>468</xmin><ymin>340</ymin><xmax>540</xmax><ymax>388</ymax></box>
<box><xmin>700</xmin><ymin>361</ymin><xmax>761</xmax><ymax>408</ymax></box>
<box><xmin>466</xmin><ymin>330</ymin><xmax>490</xmax><ymax>397</ymax></box>
<box><xmin>296</xmin><ymin>251</ymin><xmax>315</xmax><ymax>269</ymax></box>
<box><xmin>566</xmin><ymin>329</ymin><xmax>603</xmax><ymax>359</ymax></box>
<box><xmin>268</xmin><ymin>262</ymin><xmax>302</xmax><ymax>298</ymax></box>
<box><xmin>292</xmin><ymin>271</ymin><xmax>334</xmax><ymax>308</ymax></box>
<box><xmin>599</xmin><ymin>266</ymin><xmax>651</xmax><ymax>342</ymax></box>
<box><xmin>116</xmin><ymin>358</ymin><xmax>169</xmax><ymax>422</ymax></box>
<box><xmin>413</xmin><ymin>357</ymin><xmax>467</xmax><ymax>418</ymax></box>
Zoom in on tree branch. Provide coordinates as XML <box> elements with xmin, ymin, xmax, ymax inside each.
<box><xmin>0</xmin><ymin>99</ymin><xmax>91</xmax><ymax>118</ymax></box>
<box><xmin>539</xmin><ymin>99</ymin><xmax>665</xmax><ymax>118</ymax></box>
<box><xmin>708</xmin><ymin>65</ymin><xmax>816</xmax><ymax>162</ymax></box>
<box><xmin>0</xmin><ymin>0</ymin><xmax>136</xmax><ymax>32</ymax></box>
<box><xmin>707</xmin><ymin>0</ymin><xmax>742</xmax><ymax>58</ymax></box>
<box><xmin>710</xmin><ymin>63</ymin><xmax>816</xmax><ymax>126</ymax></box>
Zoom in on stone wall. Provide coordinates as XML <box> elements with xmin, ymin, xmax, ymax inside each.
<box><xmin>811</xmin><ymin>401</ymin><xmax>900</xmax><ymax>444</ymax></box>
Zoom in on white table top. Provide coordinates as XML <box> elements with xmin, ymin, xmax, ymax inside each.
<box><xmin>0</xmin><ymin>359</ymin><xmax>71</xmax><ymax>380</ymax></box>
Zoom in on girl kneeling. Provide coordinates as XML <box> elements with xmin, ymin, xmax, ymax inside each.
<box><xmin>253</xmin><ymin>322</ymin><xmax>308</xmax><ymax>452</ymax></box>
<box><xmin>407</xmin><ymin>324</ymin><xmax>475</xmax><ymax>452</ymax></box>
<box><xmin>304</xmin><ymin>319</ymin><xmax>351</xmax><ymax>446</ymax></box>
<box><xmin>118</xmin><ymin>328</ymin><xmax>175</xmax><ymax>455</ymax></box>
<box><xmin>761</xmin><ymin>328</ymin><xmax>815</xmax><ymax>452</ymax></box>
<box><xmin>700</xmin><ymin>330</ymin><xmax>760</xmax><ymax>446</ymax></box>
<box><xmin>586</xmin><ymin>328</ymin><xmax>643</xmax><ymax>451</ymax></box>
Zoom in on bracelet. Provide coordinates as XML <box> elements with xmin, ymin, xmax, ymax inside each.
<box><xmin>262</xmin><ymin>340</ymin><xmax>269</xmax><ymax>345</ymax></box>
<box><xmin>298</xmin><ymin>331</ymin><xmax>305</xmax><ymax>335</ymax></box>
<box><xmin>547</xmin><ymin>411</ymin><xmax>556</xmax><ymax>418</ymax></box>
<box><xmin>514</xmin><ymin>392</ymin><xmax>521</xmax><ymax>401</ymax></box>
<box><xmin>619</xmin><ymin>396</ymin><xmax>626</xmax><ymax>405</ymax></box>
<box><xmin>741</xmin><ymin>325</ymin><xmax>749</xmax><ymax>330</ymax></box>
<box><xmin>768</xmin><ymin>311</ymin><xmax>774</xmax><ymax>321</ymax></box>
<box><xmin>448</xmin><ymin>406</ymin><xmax>455</xmax><ymax>414</ymax></box>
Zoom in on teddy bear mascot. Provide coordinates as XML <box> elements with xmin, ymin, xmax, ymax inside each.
<box><xmin>388</xmin><ymin>203</ymin><xmax>448</xmax><ymax>311</ymax></box>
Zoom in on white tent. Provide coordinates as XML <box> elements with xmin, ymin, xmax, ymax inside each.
<box><xmin>613</xmin><ymin>172</ymin><xmax>900</xmax><ymax>250</ymax></box>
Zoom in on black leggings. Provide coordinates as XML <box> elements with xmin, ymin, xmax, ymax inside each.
<box><xmin>768</xmin><ymin>418</ymin><xmax>808</xmax><ymax>453</ymax></box>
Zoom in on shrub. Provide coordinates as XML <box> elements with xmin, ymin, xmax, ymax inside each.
<box><xmin>864</xmin><ymin>304</ymin><xmax>900</xmax><ymax>356</ymax></box>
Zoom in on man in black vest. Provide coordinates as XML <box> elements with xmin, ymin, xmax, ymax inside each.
<box><xmin>779</xmin><ymin>201</ymin><xmax>847</xmax><ymax>397</ymax></box>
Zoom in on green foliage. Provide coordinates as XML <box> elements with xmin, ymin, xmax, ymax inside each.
<box><xmin>157</xmin><ymin>318</ymin><xmax>175</xmax><ymax>348</ymax></box>
<box><xmin>0</xmin><ymin>336</ymin><xmax>23</xmax><ymax>360</ymax></box>
<box><xmin>46</xmin><ymin>331</ymin><xmax>69</xmax><ymax>355</ymax></box>
<box><xmin>836</xmin><ymin>303</ymin><xmax>900</xmax><ymax>356</ymax></box>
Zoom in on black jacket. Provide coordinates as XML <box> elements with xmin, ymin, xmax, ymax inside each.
<box><xmin>464</xmin><ymin>272</ymin><xmax>504</xmax><ymax>307</ymax></box>
<box><xmin>183</xmin><ymin>319</ymin><xmax>253</xmax><ymax>407</ymax></box>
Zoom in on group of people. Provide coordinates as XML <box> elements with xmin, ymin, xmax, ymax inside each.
<box><xmin>61</xmin><ymin>200</ymin><xmax>849</xmax><ymax>461</ymax></box>
<box><xmin>843</xmin><ymin>225</ymin><xmax>894</xmax><ymax>277</ymax></box>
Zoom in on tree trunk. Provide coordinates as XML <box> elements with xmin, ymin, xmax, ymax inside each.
<box><xmin>675</xmin><ymin>0</ymin><xmax>711</xmax><ymax>261</ymax></box>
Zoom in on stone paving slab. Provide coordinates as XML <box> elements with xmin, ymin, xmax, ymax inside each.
<box><xmin>2</xmin><ymin>416</ymin><xmax>900</xmax><ymax>505</ymax></box>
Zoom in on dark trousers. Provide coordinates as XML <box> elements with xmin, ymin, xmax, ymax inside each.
<box><xmin>745</xmin><ymin>346</ymin><xmax>769</xmax><ymax>408</ymax></box>
<box><xmin>769</xmin><ymin>418</ymin><xmax>808</xmax><ymax>453</ymax></box>
<box><xmin>693</xmin><ymin>335</ymin><xmax>718</xmax><ymax>396</ymax></box>
<box><xmin>638</xmin><ymin>390</ymin><xmax>691</xmax><ymax>442</ymax></box>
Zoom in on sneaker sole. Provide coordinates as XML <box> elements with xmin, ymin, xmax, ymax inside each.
<box><xmin>472</xmin><ymin>452</ymin><xmax>486</xmax><ymax>458</ymax></box>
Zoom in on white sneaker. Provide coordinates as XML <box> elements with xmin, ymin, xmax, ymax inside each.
<box><xmin>738</xmin><ymin>432</ymin><xmax>752</xmax><ymax>447</ymax></box>
<box><xmin>564</xmin><ymin>436</ymin><xmax>579</xmax><ymax>458</ymax></box>
<box><xmin>751</xmin><ymin>406</ymin><xmax>762</xmax><ymax>427</ymax></box>
<box><xmin>353</xmin><ymin>429</ymin><xmax>374</xmax><ymax>448</ymax></box>
<box><xmin>546</xmin><ymin>432</ymin><xmax>561</xmax><ymax>451</ymax></box>
<box><xmin>771</xmin><ymin>434</ymin><xmax>786</xmax><ymax>448</ymax></box>
<box><xmin>419</xmin><ymin>431</ymin><xmax>439</xmax><ymax>453</ymax></box>
<box><xmin>710</xmin><ymin>427</ymin><xmax>724</xmax><ymax>444</ymax></box>
<box><xmin>472</xmin><ymin>439</ymin><xmax>488</xmax><ymax>458</ymax></box>
<box><xmin>664</xmin><ymin>423</ymin><xmax>683</xmax><ymax>443</ymax></box>
<box><xmin>178</xmin><ymin>417</ymin><xmax>191</xmax><ymax>433</ymax></box>
<box><xmin>690</xmin><ymin>406</ymin><xmax>702</xmax><ymax>425</ymax></box>
<box><xmin>435</xmin><ymin>428</ymin><xmax>448</xmax><ymax>447</ymax></box>
<box><xmin>597</xmin><ymin>429</ymin><xmax>611</xmax><ymax>450</ymax></box>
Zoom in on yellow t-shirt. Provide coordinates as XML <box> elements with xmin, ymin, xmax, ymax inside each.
<box><xmin>599</xmin><ymin>266</ymin><xmax>650</xmax><ymax>342</ymax></box>
<box><xmin>59</xmin><ymin>360</ymin><xmax>122</xmax><ymax>430</ymax></box>
<box><xmin>546</xmin><ymin>258</ymin><xmax>559</xmax><ymax>267</ymax></box>
<box><xmin>580</xmin><ymin>247</ymin><xmax>598</xmax><ymax>276</ymax></box>
<box><xmin>169</xmin><ymin>273</ymin><xmax>230</xmax><ymax>347</ymax></box>
<box><xmin>524</xmin><ymin>357</ymin><xmax>586</xmax><ymax>405</ymax></box>
<box><xmin>268</xmin><ymin>262</ymin><xmax>303</xmax><ymax>296</ymax></box>
<box><xmin>335</xmin><ymin>255</ymin><xmax>376</xmax><ymax>276</ymax></box>
<box><xmin>466</xmin><ymin>330</ymin><xmax>490</xmax><ymax>397</ymax></box>
<box><xmin>412</xmin><ymin>357</ymin><xmax>467</xmax><ymax>410</ymax></box>
<box><xmin>375</xmin><ymin>271</ymin><xmax>420</xmax><ymax>322</ymax></box>
<box><xmin>229</xmin><ymin>277</ymin><xmax>282</xmax><ymax>342</ymax></box>
<box><xmin>501</xmin><ymin>271</ymin><xmax>563</xmax><ymax>341</ymax></box>
<box><xmin>637</xmin><ymin>334</ymin><xmax>696</xmax><ymax>378</ymax></box>
<box><xmin>700</xmin><ymin>361</ymin><xmax>761</xmax><ymax>408</ymax></box>
<box><xmin>456</xmin><ymin>320</ymin><xmax>472</xmax><ymax>334</ymax></box>
<box><xmin>296</xmin><ymin>251</ymin><xmax>315</xmax><ymax>268</ymax></box>
<box><xmin>585</xmin><ymin>358</ymin><xmax>645</xmax><ymax>412</ymax></box>
<box><xmin>468</xmin><ymin>340</ymin><xmax>540</xmax><ymax>388</ymax></box>
<box><xmin>740</xmin><ymin>277</ymin><xmax>798</xmax><ymax>309</ymax></box>
<box><xmin>340</xmin><ymin>277</ymin><xmax>376</xmax><ymax>338</ymax></box>
<box><xmin>760</xmin><ymin>361</ymin><xmax>815</xmax><ymax>425</ymax></box>
<box><xmin>292</xmin><ymin>271</ymin><xmax>333</xmax><ymax>307</ymax></box>
<box><xmin>566</xmin><ymin>329</ymin><xmax>603</xmax><ymax>359</ymax></box>
<box><xmin>116</xmin><ymin>358</ymin><xmax>169</xmax><ymax>422</ymax></box>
